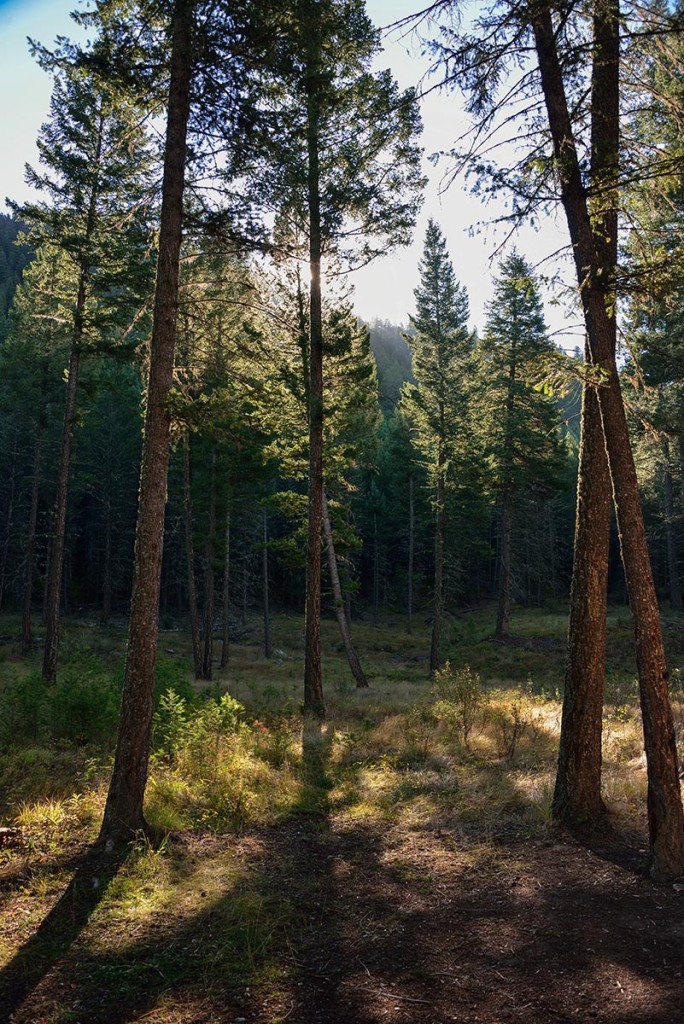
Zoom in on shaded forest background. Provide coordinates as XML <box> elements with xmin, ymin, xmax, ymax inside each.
<box><xmin>1</xmin><ymin>207</ymin><xmax>679</xmax><ymax>636</ymax></box>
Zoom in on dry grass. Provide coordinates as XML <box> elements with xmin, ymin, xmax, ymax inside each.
<box><xmin>0</xmin><ymin>604</ymin><xmax>681</xmax><ymax>1022</ymax></box>
<box><xmin>1</xmin><ymin>605</ymin><xmax>670</xmax><ymax>846</ymax></box>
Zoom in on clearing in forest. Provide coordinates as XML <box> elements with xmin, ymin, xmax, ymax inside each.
<box><xmin>0</xmin><ymin>608</ymin><xmax>683</xmax><ymax>1023</ymax></box>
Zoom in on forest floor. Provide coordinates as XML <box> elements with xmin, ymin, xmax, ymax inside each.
<box><xmin>0</xmin><ymin>606</ymin><xmax>683</xmax><ymax>1024</ymax></box>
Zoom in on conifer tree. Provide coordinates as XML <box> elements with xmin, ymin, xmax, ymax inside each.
<box><xmin>424</xmin><ymin>0</ymin><xmax>684</xmax><ymax>879</ymax></box>
<box><xmin>174</xmin><ymin>249</ymin><xmax>270</xmax><ymax>679</ymax></box>
<box><xmin>0</xmin><ymin>215</ymin><xmax>31</xmax><ymax>343</ymax></box>
<box><xmin>249</xmin><ymin>0</ymin><xmax>423</xmax><ymax>714</ymax></box>
<box><xmin>100</xmin><ymin>0</ymin><xmax>195</xmax><ymax>844</ymax></box>
<box><xmin>262</xmin><ymin>272</ymin><xmax>379</xmax><ymax>687</ymax></box>
<box><xmin>2</xmin><ymin>247</ymin><xmax>74</xmax><ymax>648</ymax></box>
<box><xmin>402</xmin><ymin>220</ymin><xmax>473</xmax><ymax>672</ymax></box>
<box><xmin>530</xmin><ymin>0</ymin><xmax>684</xmax><ymax>876</ymax></box>
<box><xmin>17</xmin><ymin>35</ymin><xmax>154</xmax><ymax>683</ymax></box>
<box><xmin>479</xmin><ymin>252</ymin><xmax>566</xmax><ymax>638</ymax></box>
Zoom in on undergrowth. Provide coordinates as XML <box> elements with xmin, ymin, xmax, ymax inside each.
<box><xmin>0</xmin><ymin>606</ymin><xmax>676</xmax><ymax>1021</ymax></box>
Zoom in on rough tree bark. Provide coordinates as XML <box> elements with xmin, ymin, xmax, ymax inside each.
<box><xmin>322</xmin><ymin>489</ymin><xmax>368</xmax><ymax>688</ymax></box>
<box><xmin>99</xmin><ymin>0</ymin><xmax>193</xmax><ymax>845</ymax></box>
<box><xmin>533</xmin><ymin>0</ymin><xmax>684</xmax><ymax>878</ymax></box>
<box><xmin>552</xmin><ymin>0</ymin><xmax>616</xmax><ymax>827</ymax></box>
<box><xmin>554</xmin><ymin>382</ymin><xmax>612</xmax><ymax>823</ymax></box>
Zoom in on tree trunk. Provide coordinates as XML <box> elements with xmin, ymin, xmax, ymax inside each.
<box><xmin>546</xmin><ymin>501</ymin><xmax>556</xmax><ymax>595</ymax></box>
<box><xmin>201</xmin><ymin>448</ymin><xmax>217</xmax><ymax>680</ymax></box>
<box><xmin>220</xmin><ymin>507</ymin><xmax>230</xmax><ymax>668</ymax></box>
<box><xmin>262</xmin><ymin>506</ymin><xmax>271</xmax><ymax>660</ymax></box>
<box><xmin>662</xmin><ymin>445</ymin><xmax>682</xmax><ymax>614</ymax></box>
<box><xmin>99</xmin><ymin>0</ymin><xmax>193</xmax><ymax>846</ymax></box>
<box><xmin>242</xmin><ymin>553</ymin><xmax>248</xmax><ymax>626</ymax></box>
<box><xmin>182</xmin><ymin>433</ymin><xmax>202</xmax><ymax>678</ymax></box>
<box><xmin>496</xmin><ymin>315</ymin><xmax>519</xmax><ymax>636</ymax></box>
<box><xmin>0</xmin><ymin>432</ymin><xmax>18</xmax><ymax>613</ymax></box>
<box><xmin>552</xmin><ymin>0</ymin><xmax>617</xmax><ymax>828</ymax></box>
<box><xmin>554</xmin><ymin>381</ymin><xmax>612</xmax><ymax>824</ymax></box>
<box><xmin>372</xmin><ymin>512</ymin><xmax>379</xmax><ymax>627</ymax></box>
<box><xmin>101</xmin><ymin>501</ymin><xmax>113</xmax><ymax>626</ymax></box>
<box><xmin>42</xmin><ymin>111</ymin><xmax>105</xmax><ymax>681</ymax></box>
<box><xmin>495</xmin><ymin>486</ymin><xmax>513</xmax><ymax>638</ymax></box>
<box><xmin>42</xmin><ymin>533</ymin><xmax>51</xmax><ymax>624</ymax></box>
<box><xmin>42</xmin><ymin>344</ymin><xmax>82</xmax><ymax>683</ymax></box>
<box><xmin>598</xmin><ymin>346</ymin><xmax>684</xmax><ymax>877</ymax></box>
<box><xmin>407</xmin><ymin>474</ymin><xmax>414</xmax><ymax>634</ymax></box>
<box><xmin>22</xmin><ymin>426</ymin><xmax>43</xmax><ymax>654</ymax></box>
<box><xmin>533</xmin><ymin>0</ymin><xmax>684</xmax><ymax>878</ymax></box>
<box><xmin>430</xmin><ymin>462</ymin><xmax>445</xmax><ymax>674</ymax></box>
<box><xmin>303</xmin><ymin>0</ymin><xmax>325</xmax><ymax>716</ymax></box>
<box><xmin>322</xmin><ymin>489</ymin><xmax>368</xmax><ymax>688</ymax></box>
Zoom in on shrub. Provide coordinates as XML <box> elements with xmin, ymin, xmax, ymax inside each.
<box><xmin>0</xmin><ymin>671</ymin><xmax>47</xmax><ymax>742</ymax></box>
<box><xmin>491</xmin><ymin>693</ymin><xmax>531</xmax><ymax>763</ymax></box>
<box><xmin>0</xmin><ymin>661</ymin><xmax>119</xmax><ymax>746</ymax></box>
<box><xmin>432</xmin><ymin>662</ymin><xmax>486</xmax><ymax>750</ymax></box>
<box><xmin>180</xmin><ymin>693</ymin><xmax>246</xmax><ymax>780</ymax></box>
<box><xmin>153</xmin><ymin>688</ymin><xmax>190</xmax><ymax>762</ymax></box>
<box><xmin>402</xmin><ymin>703</ymin><xmax>435</xmax><ymax>758</ymax></box>
<box><xmin>49</xmin><ymin>666</ymin><xmax>120</xmax><ymax>744</ymax></box>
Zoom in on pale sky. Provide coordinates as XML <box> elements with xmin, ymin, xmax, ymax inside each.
<box><xmin>0</xmin><ymin>0</ymin><xmax>582</xmax><ymax>347</ymax></box>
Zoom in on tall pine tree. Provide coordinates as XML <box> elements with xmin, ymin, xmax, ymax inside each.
<box><xmin>17</xmin><ymin>34</ymin><xmax>154</xmax><ymax>683</ymax></box>
<box><xmin>478</xmin><ymin>252</ymin><xmax>566</xmax><ymax>638</ymax></box>
<box><xmin>402</xmin><ymin>220</ymin><xmax>473</xmax><ymax>672</ymax></box>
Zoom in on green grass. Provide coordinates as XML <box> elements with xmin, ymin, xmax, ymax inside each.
<box><xmin>0</xmin><ymin>603</ymin><xmax>679</xmax><ymax>1022</ymax></box>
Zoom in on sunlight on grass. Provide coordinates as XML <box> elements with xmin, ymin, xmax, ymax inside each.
<box><xmin>1</xmin><ymin>606</ymin><xmax>678</xmax><ymax>1022</ymax></box>
<box><xmin>16</xmin><ymin>798</ymin><xmax>68</xmax><ymax>829</ymax></box>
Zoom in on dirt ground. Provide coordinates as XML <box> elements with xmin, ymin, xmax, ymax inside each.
<box><xmin>1</xmin><ymin>809</ymin><xmax>683</xmax><ymax>1024</ymax></box>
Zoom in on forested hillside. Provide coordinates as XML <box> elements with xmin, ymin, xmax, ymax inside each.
<box><xmin>1</xmin><ymin>1</ymin><xmax>684</xmax><ymax>1019</ymax></box>
<box><xmin>0</xmin><ymin>214</ymin><xmax>31</xmax><ymax>342</ymax></box>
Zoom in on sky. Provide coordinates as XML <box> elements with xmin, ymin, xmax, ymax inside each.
<box><xmin>0</xmin><ymin>0</ymin><xmax>582</xmax><ymax>347</ymax></box>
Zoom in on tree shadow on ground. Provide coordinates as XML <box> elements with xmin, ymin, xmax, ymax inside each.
<box><xmin>3</xmin><ymin>735</ymin><xmax>682</xmax><ymax>1024</ymax></box>
<box><xmin>0</xmin><ymin>844</ymin><xmax>127</xmax><ymax>1024</ymax></box>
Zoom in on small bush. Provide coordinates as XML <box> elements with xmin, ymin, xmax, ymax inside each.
<box><xmin>491</xmin><ymin>693</ymin><xmax>531</xmax><ymax>763</ymax></box>
<box><xmin>402</xmin><ymin>703</ymin><xmax>435</xmax><ymax>758</ymax></box>
<box><xmin>153</xmin><ymin>688</ymin><xmax>190</xmax><ymax>762</ymax></box>
<box><xmin>432</xmin><ymin>662</ymin><xmax>486</xmax><ymax>750</ymax></box>
<box><xmin>50</xmin><ymin>666</ymin><xmax>120</xmax><ymax>744</ymax></box>
<box><xmin>169</xmin><ymin>692</ymin><xmax>246</xmax><ymax>780</ymax></box>
<box><xmin>251</xmin><ymin>718</ymin><xmax>298</xmax><ymax>768</ymax></box>
<box><xmin>0</xmin><ymin>661</ymin><xmax>119</xmax><ymax>746</ymax></box>
<box><xmin>0</xmin><ymin>671</ymin><xmax>47</xmax><ymax>742</ymax></box>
